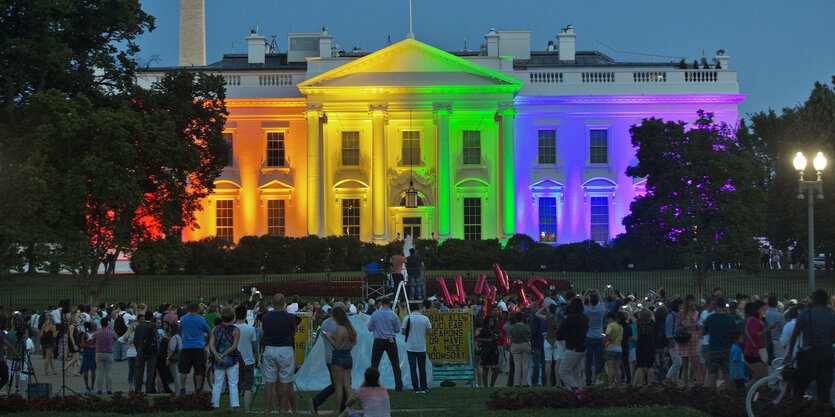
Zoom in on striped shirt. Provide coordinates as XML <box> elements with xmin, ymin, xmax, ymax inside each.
<box><xmin>93</xmin><ymin>327</ymin><xmax>118</xmax><ymax>353</ymax></box>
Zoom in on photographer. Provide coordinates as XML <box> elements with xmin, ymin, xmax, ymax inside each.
<box><xmin>0</xmin><ymin>313</ymin><xmax>21</xmax><ymax>391</ymax></box>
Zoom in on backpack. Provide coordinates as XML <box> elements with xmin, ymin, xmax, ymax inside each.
<box><xmin>141</xmin><ymin>327</ymin><xmax>158</xmax><ymax>355</ymax></box>
<box><xmin>114</xmin><ymin>313</ymin><xmax>127</xmax><ymax>336</ymax></box>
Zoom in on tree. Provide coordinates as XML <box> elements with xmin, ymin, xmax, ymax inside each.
<box><xmin>623</xmin><ymin>111</ymin><xmax>764</xmax><ymax>296</ymax></box>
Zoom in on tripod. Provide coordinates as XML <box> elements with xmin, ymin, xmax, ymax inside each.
<box><xmin>6</xmin><ymin>330</ymin><xmax>37</xmax><ymax>396</ymax></box>
<box><xmin>57</xmin><ymin>326</ymin><xmax>78</xmax><ymax>396</ymax></box>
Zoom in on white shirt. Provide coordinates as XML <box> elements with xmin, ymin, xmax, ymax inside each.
<box><xmin>497</xmin><ymin>300</ymin><xmax>508</xmax><ymax>312</ymax></box>
<box><xmin>246</xmin><ymin>310</ymin><xmax>255</xmax><ymax>326</ymax></box>
<box><xmin>348</xmin><ymin>304</ymin><xmax>357</xmax><ymax>315</ymax></box>
<box><xmin>285</xmin><ymin>303</ymin><xmax>299</xmax><ymax>314</ymax></box>
<box><xmin>51</xmin><ymin>308</ymin><xmax>62</xmax><ymax>325</ymax></box>
<box><xmin>234</xmin><ymin>323</ymin><xmax>257</xmax><ymax>366</ymax></box>
<box><xmin>402</xmin><ymin>312</ymin><xmax>432</xmax><ymax>353</ymax></box>
<box><xmin>699</xmin><ymin>310</ymin><xmax>714</xmax><ymax>345</ymax></box>
<box><xmin>780</xmin><ymin>319</ymin><xmax>801</xmax><ymax>353</ymax></box>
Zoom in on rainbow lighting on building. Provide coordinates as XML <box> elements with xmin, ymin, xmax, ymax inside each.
<box><xmin>138</xmin><ymin>22</ymin><xmax>743</xmax><ymax>245</ymax></box>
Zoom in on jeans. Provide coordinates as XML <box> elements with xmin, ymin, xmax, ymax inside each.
<box><xmin>135</xmin><ymin>353</ymin><xmax>157</xmax><ymax>393</ymax></box>
<box><xmin>407</xmin><ymin>351</ymin><xmax>428</xmax><ymax>391</ymax></box>
<box><xmin>169</xmin><ymin>362</ymin><xmax>180</xmax><ymax>393</ymax></box>
<box><xmin>559</xmin><ymin>350</ymin><xmax>585</xmax><ymax>390</ymax></box>
<box><xmin>531</xmin><ymin>345</ymin><xmax>545</xmax><ymax>386</ymax></box>
<box><xmin>371</xmin><ymin>339</ymin><xmax>403</xmax><ymax>390</ymax></box>
<box><xmin>95</xmin><ymin>352</ymin><xmax>113</xmax><ymax>392</ymax></box>
<box><xmin>113</xmin><ymin>340</ymin><xmax>126</xmax><ymax>361</ymax></box>
<box><xmin>666</xmin><ymin>346</ymin><xmax>682</xmax><ymax>383</ymax></box>
<box><xmin>212</xmin><ymin>364</ymin><xmax>239</xmax><ymax>408</ymax></box>
<box><xmin>585</xmin><ymin>337</ymin><xmax>604</xmax><ymax>384</ymax></box>
<box><xmin>408</xmin><ymin>275</ymin><xmax>423</xmax><ymax>299</ymax></box>
<box><xmin>511</xmin><ymin>343</ymin><xmax>531</xmax><ymax>386</ymax></box>
<box><xmin>127</xmin><ymin>357</ymin><xmax>136</xmax><ymax>383</ymax></box>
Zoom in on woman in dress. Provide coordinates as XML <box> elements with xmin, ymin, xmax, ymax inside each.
<box><xmin>321</xmin><ymin>306</ymin><xmax>357</xmax><ymax>415</ymax></box>
<box><xmin>40</xmin><ymin>314</ymin><xmax>57</xmax><ymax>375</ymax></box>
<box><xmin>63</xmin><ymin>309</ymin><xmax>82</xmax><ymax>376</ymax></box>
<box><xmin>675</xmin><ymin>294</ymin><xmax>702</xmax><ymax>387</ymax></box>
<box><xmin>80</xmin><ymin>322</ymin><xmax>97</xmax><ymax>392</ymax></box>
<box><xmin>743</xmin><ymin>300</ymin><xmax>775</xmax><ymax>389</ymax></box>
<box><xmin>474</xmin><ymin>315</ymin><xmax>501</xmax><ymax>387</ymax></box>
<box><xmin>632</xmin><ymin>308</ymin><xmax>656</xmax><ymax>386</ymax></box>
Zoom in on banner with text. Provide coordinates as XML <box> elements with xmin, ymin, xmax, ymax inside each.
<box><xmin>424</xmin><ymin>310</ymin><xmax>472</xmax><ymax>364</ymax></box>
<box><xmin>293</xmin><ymin>313</ymin><xmax>311</xmax><ymax>366</ymax></box>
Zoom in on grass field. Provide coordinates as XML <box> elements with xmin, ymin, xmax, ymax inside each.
<box><xmin>3</xmin><ymin>268</ymin><xmax>832</xmax><ymax>311</ymax></box>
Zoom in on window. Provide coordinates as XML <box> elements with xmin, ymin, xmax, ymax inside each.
<box><xmin>267</xmin><ymin>200</ymin><xmax>285</xmax><ymax>236</ymax></box>
<box><xmin>589</xmin><ymin>129</ymin><xmax>608</xmax><ymax>164</ymax></box>
<box><xmin>398</xmin><ymin>194</ymin><xmax>424</xmax><ymax>207</ymax></box>
<box><xmin>223</xmin><ymin>132</ymin><xmax>234</xmax><ymax>167</ymax></box>
<box><xmin>463</xmin><ymin>197</ymin><xmax>481</xmax><ymax>240</ymax></box>
<box><xmin>342</xmin><ymin>131</ymin><xmax>360</xmax><ymax>166</ymax></box>
<box><xmin>539</xmin><ymin>197</ymin><xmax>557</xmax><ymax>242</ymax></box>
<box><xmin>403</xmin><ymin>217</ymin><xmax>421</xmax><ymax>239</ymax></box>
<box><xmin>402</xmin><ymin>131</ymin><xmax>420</xmax><ymax>165</ymax></box>
<box><xmin>462</xmin><ymin>130</ymin><xmax>481</xmax><ymax>165</ymax></box>
<box><xmin>590</xmin><ymin>196</ymin><xmax>609</xmax><ymax>242</ymax></box>
<box><xmin>216</xmin><ymin>200</ymin><xmax>234</xmax><ymax>242</ymax></box>
<box><xmin>538</xmin><ymin>130</ymin><xmax>556</xmax><ymax>164</ymax></box>
<box><xmin>342</xmin><ymin>198</ymin><xmax>360</xmax><ymax>237</ymax></box>
<box><xmin>266</xmin><ymin>132</ymin><xmax>285</xmax><ymax>167</ymax></box>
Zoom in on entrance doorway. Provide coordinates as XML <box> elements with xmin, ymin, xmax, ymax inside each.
<box><xmin>403</xmin><ymin>217</ymin><xmax>421</xmax><ymax>239</ymax></box>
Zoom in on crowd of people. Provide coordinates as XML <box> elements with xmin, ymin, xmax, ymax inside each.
<box><xmin>1</xmin><ymin>282</ymin><xmax>834</xmax><ymax>414</ymax></box>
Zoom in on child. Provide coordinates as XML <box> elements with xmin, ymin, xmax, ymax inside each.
<box><xmin>729</xmin><ymin>330</ymin><xmax>746</xmax><ymax>390</ymax></box>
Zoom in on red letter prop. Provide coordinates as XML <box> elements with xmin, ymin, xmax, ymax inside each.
<box><xmin>527</xmin><ymin>277</ymin><xmax>548</xmax><ymax>307</ymax></box>
<box><xmin>454</xmin><ymin>275</ymin><xmax>466</xmax><ymax>306</ymax></box>
<box><xmin>436</xmin><ymin>277</ymin><xmax>454</xmax><ymax>307</ymax></box>
<box><xmin>494</xmin><ymin>263</ymin><xmax>510</xmax><ymax>294</ymax></box>
<box><xmin>513</xmin><ymin>279</ymin><xmax>530</xmax><ymax>308</ymax></box>
<box><xmin>483</xmin><ymin>285</ymin><xmax>497</xmax><ymax>318</ymax></box>
<box><xmin>474</xmin><ymin>273</ymin><xmax>487</xmax><ymax>295</ymax></box>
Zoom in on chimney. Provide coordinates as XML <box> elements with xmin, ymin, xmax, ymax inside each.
<box><xmin>319</xmin><ymin>27</ymin><xmax>333</xmax><ymax>58</ymax></box>
<box><xmin>178</xmin><ymin>0</ymin><xmax>206</xmax><ymax>66</ymax></box>
<box><xmin>557</xmin><ymin>25</ymin><xmax>576</xmax><ymax>62</ymax></box>
<box><xmin>247</xmin><ymin>29</ymin><xmax>266</xmax><ymax>65</ymax></box>
<box><xmin>485</xmin><ymin>28</ymin><xmax>499</xmax><ymax>57</ymax></box>
<box><xmin>712</xmin><ymin>49</ymin><xmax>729</xmax><ymax>69</ymax></box>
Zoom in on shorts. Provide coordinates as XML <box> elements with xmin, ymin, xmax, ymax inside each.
<box><xmin>544</xmin><ymin>340</ymin><xmax>565</xmax><ymax>361</ymax></box>
<box><xmin>178</xmin><ymin>348</ymin><xmax>207</xmax><ymax>376</ymax></box>
<box><xmin>238</xmin><ymin>364</ymin><xmax>255</xmax><ymax>391</ymax></box>
<box><xmin>605</xmin><ymin>350</ymin><xmax>622</xmax><ymax>361</ymax></box>
<box><xmin>628</xmin><ymin>348</ymin><xmax>636</xmax><ymax>362</ymax></box>
<box><xmin>707</xmin><ymin>349</ymin><xmax>730</xmax><ymax>374</ymax></box>
<box><xmin>262</xmin><ymin>346</ymin><xmax>294</xmax><ymax>384</ymax></box>
<box><xmin>744</xmin><ymin>355</ymin><xmax>762</xmax><ymax>364</ymax></box>
<box><xmin>700</xmin><ymin>345</ymin><xmax>710</xmax><ymax>364</ymax></box>
<box><xmin>332</xmin><ymin>349</ymin><xmax>353</xmax><ymax>370</ymax></box>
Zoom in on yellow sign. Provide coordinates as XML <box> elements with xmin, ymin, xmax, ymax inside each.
<box><xmin>424</xmin><ymin>310</ymin><xmax>472</xmax><ymax>364</ymax></box>
<box><xmin>293</xmin><ymin>313</ymin><xmax>311</xmax><ymax>366</ymax></box>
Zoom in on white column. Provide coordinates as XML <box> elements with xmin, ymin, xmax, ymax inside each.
<box><xmin>498</xmin><ymin>103</ymin><xmax>517</xmax><ymax>239</ymax></box>
<box><xmin>370</xmin><ymin>105</ymin><xmax>388</xmax><ymax>242</ymax></box>
<box><xmin>304</xmin><ymin>105</ymin><xmax>323</xmax><ymax>236</ymax></box>
<box><xmin>433</xmin><ymin>103</ymin><xmax>452</xmax><ymax>238</ymax></box>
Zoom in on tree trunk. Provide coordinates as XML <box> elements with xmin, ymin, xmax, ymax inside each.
<box><xmin>24</xmin><ymin>242</ymin><xmax>37</xmax><ymax>275</ymax></box>
<box><xmin>74</xmin><ymin>258</ymin><xmax>107</xmax><ymax>306</ymax></box>
<box><xmin>692</xmin><ymin>266</ymin><xmax>706</xmax><ymax>298</ymax></box>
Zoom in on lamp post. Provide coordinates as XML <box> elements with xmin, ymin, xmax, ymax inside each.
<box><xmin>793</xmin><ymin>151</ymin><xmax>826</xmax><ymax>293</ymax></box>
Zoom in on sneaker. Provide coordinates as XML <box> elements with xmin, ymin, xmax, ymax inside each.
<box><xmin>422</xmin><ymin>389</ymin><xmax>430</xmax><ymax>394</ymax></box>
<box><xmin>308</xmin><ymin>398</ymin><xmax>318</xmax><ymax>414</ymax></box>
<box><xmin>413</xmin><ymin>390</ymin><xmax>421</xmax><ymax>394</ymax></box>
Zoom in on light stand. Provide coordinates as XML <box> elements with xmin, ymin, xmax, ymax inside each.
<box><xmin>793</xmin><ymin>151</ymin><xmax>826</xmax><ymax>293</ymax></box>
<box><xmin>57</xmin><ymin>323</ymin><xmax>78</xmax><ymax>396</ymax></box>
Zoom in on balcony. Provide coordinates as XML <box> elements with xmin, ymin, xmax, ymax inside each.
<box><xmin>518</xmin><ymin>68</ymin><xmax>739</xmax><ymax>96</ymax></box>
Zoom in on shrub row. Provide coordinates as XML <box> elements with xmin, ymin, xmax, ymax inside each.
<box><xmin>0</xmin><ymin>392</ymin><xmax>212</xmax><ymax>414</ymax></box>
<box><xmin>132</xmin><ymin>234</ymin><xmax>642</xmax><ymax>275</ymax></box>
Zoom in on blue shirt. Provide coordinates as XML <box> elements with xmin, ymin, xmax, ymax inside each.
<box><xmin>730</xmin><ymin>344</ymin><xmax>745</xmax><ymax>380</ymax></box>
<box><xmin>703</xmin><ymin>312</ymin><xmax>736</xmax><ymax>351</ymax></box>
<box><xmin>583</xmin><ymin>304</ymin><xmax>605</xmax><ymax>339</ymax></box>
<box><xmin>529</xmin><ymin>313</ymin><xmax>545</xmax><ymax>349</ymax></box>
<box><xmin>180</xmin><ymin>314</ymin><xmax>211</xmax><ymax>349</ymax></box>
<box><xmin>665</xmin><ymin>312</ymin><xmax>677</xmax><ymax>342</ymax></box>
<box><xmin>261</xmin><ymin>311</ymin><xmax>296</xmax><ymax>347</ymax></box>
<box><xmin>368</xmin><ymin>307</ymin><xmax>401</xmax><ymax>339</ymax></box>
<box><xmin>765</xmin><ymin>307</ymin><xmax>785</xmax><ymax>342</ymax></box>
<box><xmin>797</xmin><ymin>307</ymin><xmax>835</xmax><ymax>348</ymax></box>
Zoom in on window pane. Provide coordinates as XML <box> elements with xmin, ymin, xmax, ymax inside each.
<box><xmin>342</xmin><ymin>131</ymin><xmax>360</xmax><ymax>166</ymax></box>
<box><xmin>267</xmin><ymin>199</ymin><xmax>286</xmax><ymax>236</ymax></box>
<box><xmin>590</xmin><ymin>196</ymin><xmax>609</xmax><ymax>242</ymax></box>
<box><xmin>538</xmin><ymin>197</ymin><xmax>557</xmax><ymax>242</ymax></box>
<box><xmin>266</xmin><ymin>132</ymin><xmax>285</xmax><ymax>167</ymax></box>
<box><xmin>216</xmin><ymin>200</ymin><xmax>234</xmax><ymax>242</ymax></box>
<box><xmin>590</xmin><ymin>129</ymin><xmax>608</xmax><ymax>164</ymax></box>
<box><xmin>402</xmin><ymin>130</ymin><xmax>420</xmax><ymax>165</ymax></box>
<box><xmin>223</xmin><ymin>132</ymin><xmax>234</xmax><ymax>167</ymax></box>
<box><xmin>462</xmin><ymin>130</ymin><xmax>481</xmax><ymax>165</ymax></box>
<box><xmin>342</xmin><ymin>198</ymin><xmax>360</xmax><ymax>237</ymax></box>
<box><xmin>538</xmin><ymin>130</ymin><xmax>556</xmax><ymax>164</ymax></box>
<box><xmin>463</xmin><ymin>197</ymin><xmax>481</xmax><ymax>240</ymax></box>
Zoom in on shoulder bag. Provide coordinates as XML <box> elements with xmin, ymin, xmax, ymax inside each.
<box><xmin>744</xmin><ymin>317</ymin><xmax>768</xmax><ymax>363</ymax></box>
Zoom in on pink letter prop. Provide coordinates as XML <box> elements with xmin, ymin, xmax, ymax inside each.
<box><xmin>527</xmin><ymin>277</ymin><xmax>548</xmax><ymax>307</ymax></box>
<box><xmin>483</xmin><ymin>284</ymin><xmax>497</xmax><ymax>318</ymax></box>
<box><xmin>454</xmin><ymin>275</ymin><xmax>466</xmax><ymax>306</ymax></box>
<box><xmin>474</xmin><ymin>273</ymin><xmax>487</xmax><ymax>296</ymax></box>
<box><xmin>513</xmin><ymin>279</ymin><xmax>530</xmax><ymax>308</ymax></box>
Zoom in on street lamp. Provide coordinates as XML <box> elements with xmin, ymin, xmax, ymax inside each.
<box><xmin>794</xmin><ymin>151</ymin><xmax>826</xmax><ymax>293</ymax></box>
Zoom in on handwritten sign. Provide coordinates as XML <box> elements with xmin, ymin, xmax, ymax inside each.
<box><xmin>424</xmin><ymin>310</ymin><xmax>472</xmax><ymax>364</ymax></box>
<box><xmin>293</xmin><ymin>313</ymin><xmax>311</xmax><ymax>366</ymax></box>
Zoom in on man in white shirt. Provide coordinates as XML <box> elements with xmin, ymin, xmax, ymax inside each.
<box><xmin>698</xmin><ymin>297</ymin><xmax>715</xmax><ymax>384</ymax></box>
<box><xmin>497</xmin><ymin>294</ymin><xmax>510</xmax><ymax>312</ymax></box>
<box><xmin>402</xmin><ymin>300</ymin><xmax>433</xmax><ymax>393</ymax></box>
<box><xmin>285</xmin><ymin>295</ymin><xmax>300</xmax><ymax>314</ymax></box>
<box><xmin>234</xmin><ymin>305</ymin><xmax>258</xmax><ymax>411</ymax></box>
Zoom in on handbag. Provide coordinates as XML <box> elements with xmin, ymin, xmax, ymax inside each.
<box><xmin>673</xmin><ymin>328</ymin><xmax>691</xmax><ymax>344</ymax></box>
<box><xmin>214</xmin><ymin>325</ymin><xmax>238</xmax><ymax>369</ymax></box>
<box><xmin>745</xmin><ymin>318</ymin><xmax>768</xmax><ymax>363</ymax></box>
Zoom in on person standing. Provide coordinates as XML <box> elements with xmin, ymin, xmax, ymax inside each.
<box><xmin>632</xmin><ymin>308</ymin><xmax>656</xmax><ymax>386</ymax></box>
<box><xmin>509</xmin><ymin>312</ymin><xmax>532</xmax><ymax>387</ymax></box>
<box><xmin>164</xmin><ymin>322</ymin><xmax>181</xmax><ymax>395</ymax></box>
<box><xmin>676</xmin><ymin>295</ymin><xmax>702</xmax><ymax>388</ymax></box>
<box><xmin>702</xmin><ymin>297</ymin><xmax>735</xmax><ymax>391</ymax></box>
<box><xmin>665</xmin><ymin>299</ymin><xmax>683</xmax><ymax>384</ymax></box>
<box><xmin>208</xmin><ymin>308</ymin><xmax>241</xmax><ymax>409</ymax></box>
<box><xmin>764</xmin><ymin>295</ymin><xmax>786</xmax><ymax>359</ymax></box>
<box><xmin>583</xmin><ymin>292</ymin><xmax>605</xmax><ymax>385</ymax></box>
<box><xmin>310</xmin><ymin>302</ymin><xmax>346</xmax><ymax>414</ymax></box>
<box><xmin>320</xmin><ymin>306</ymin><xmax>357</xmax><ymax>415</ymax></box>
<box><xmin>80</xmin><ymin>323</ymin><xmax>97</xmax><ymax>393</ymax></box>
<box><xmin>787</xmin><ymin>289</ymin><xmax>835</xmax><ymax>405</ymax></box>
<box><xmin>261</xmin><ymin>294</ymin><xmax>297</xmax><ymax>414</ymax></box>
<box><xmin>92</xmin><ymin>317</ymin><xmax>118</xmax><ymax>395</ymax></box>
<box><xmin>133</xmin><ymin>312</ymin><xmax>158</xmax><ymax>393</ymax></box>
<box><xmin>743</xmin><ymin>300</ymin><xmax>775</xmax><ymax>389</ymax></box>
<box><xmin>475</xmin><ymin>315</ymin><xmax>501</xmax><ymax>387</ymax></box>
<box><xmin>368</xmin><ymin>297</ymin><xmax>403</xmax><ymax>391</ymax></box>
<box><xmin>178</xmin><ymin>302</ymin><xmax>211</xmax><ymax>394</ymax></box>
<box><xmin>402</xmin><ymin>299</ymin><xmax>433</xmax><ymax>393</ymax></box>
<box><xmin>234</xmin><ymin>305</ymin><xmax>257</xmax><ymax>411</ymax></box>
<box><xmin>528</xmin><ymin>304</ymin><xmax>546</xmax><ymax>386</ymax></box>
<box><xmin>557</xmin><ymin>298</ymin><xmax>589</xmax><ymax>390</ymax></box>
<box><xmin>603</xmin><ymin>311</ymin><xmax>624</xmax><ymax>387</ymax></box>
<box><xmin>390</xmin><ymin>252</ymin><xmax>407</xmax><ymax>287</ymax></box>
<box><xmin>405</xmin><ymin>248</ymin><xmax>424</xmax><ymax>300</ymax></box>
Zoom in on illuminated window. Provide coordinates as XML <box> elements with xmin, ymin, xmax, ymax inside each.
<box><xmin>342</xmin><ymin>131</ymin><xmax>360</xmax><ymax>166</ymax></box>
<box><xmin>462</xmin><ymin>130</ymin><xmax>481</xmax><ymax>165</ymax></box>
<box><xmin>539</xmin><ymin>197</ymin><xmax>557</xmax><ymax>242</ymax></box>
<box><xmin>342</xmin><ymin>198</ymin><xmax>360</xmax><ymax>237</ymax></box>
<box><xmin>538</xmin><ymin>130</ymin><xmax>556</xmax><ymax>164</ymax></box>
<box><xmin>463</xmin><ymin>197</ymin><xmax>481</xmax><ymax>240</ymax></box>
<box><xmin>590</xmin><ymin>129</ymin><xmax>608</xmax><ymax>164</ymax></box>
<box><xmin>266</xmin><ymin>132</ymin><xmax>285</xmax><ymax>167</ymax></box>
<box><xmin>402</xmin><ymin>131</ymin><xmax>420</xmax><ymax>165</ymax></box>
<box><xmin>223</xmin><ymin>132</ymin><xmax>234</xmax><ymax>167</ymax></box>
<box><xmin>403</xmin><ymin>217</ymin><xmax>421</xmax><ymax>239</ymax></box>
<box><xmin>267</xmin><ymin>200</ymin><xmax>285</xmax><ymax>236</ymax></box>
<box><xmin>590</xmin><ymin>196</ymin><xmax>609</xmax><ymax>242</ymax></box>
<box><xmin>216</xmin><ymin>200</ymin><xmax>234</xmax><ymax>242</ymax></box>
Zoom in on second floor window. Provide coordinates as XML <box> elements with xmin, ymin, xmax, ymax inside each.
<box><xmin>266</xmin><ymin>132</ymin><xmax>285</xmax><ymax>167</ymax></box>
<box><xmin>589</xmin><ymin>129</ymin><xmax>608</xmax><ymax>164</ymax></box>
<box><xmin>538</xmin><ymin>130</ymin><xmax>556</xmax><ymax>164</ymax></box>
<box><xmin>402</xmin><ymin>130</ymin><xmax>420</xmax><ymax>165</ymax></box>
<box><xmin>342</xmin><ymin>131</ymin><xmax>360</xmax><ymax>166</ymax></box>
<box><xmin>462</xmin><ymin>130</ymin><xmax>481</xmax><ymax>165</ymax></box>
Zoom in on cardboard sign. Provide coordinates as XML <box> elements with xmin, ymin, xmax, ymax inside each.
<box><xmin>424</xmin><ymin>310</ymin><xmax>472</xmax><ymax>364</ymax></box>
<box><xmin>293</xmin><ymin>313</ymin><xmax>311</xmax><ymax>366</ymax></box>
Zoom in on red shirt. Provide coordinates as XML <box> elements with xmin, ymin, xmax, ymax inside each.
<box><xmin>93</xmin><ymin>327</ymin><xmax>118</xmax><ymax>353</ymax></box>
<box><xmin>391</xmin><ymin>254</ymin><xmax>406</xmax><ymax>274</ymax></box>
<box><xmin>743</xmin><ymin>317</ymin><xmax>766</xmax><ymax>356</ymax></box>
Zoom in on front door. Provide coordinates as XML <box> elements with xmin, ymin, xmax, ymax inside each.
<box><xmin>403</xmin><ymin>217</ymin><xmax>421</xmax><ymax>239</ymax></box>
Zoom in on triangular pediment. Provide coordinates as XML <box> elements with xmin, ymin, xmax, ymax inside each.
<box><xmin>298</xmin><ymin>38</ymin><xmax>522</xmax><ymax>90</ymax></box>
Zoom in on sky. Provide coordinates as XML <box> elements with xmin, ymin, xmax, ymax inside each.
<box><xmin>134</xmin><ymin>0</ymin><xmax>834</xmax><ymax>119</ymax></box>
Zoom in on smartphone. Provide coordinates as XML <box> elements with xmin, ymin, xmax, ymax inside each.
<box><xmin>606</xmin><ymin>285</ymin><xmax>612</xmax><ymax>289</ymax></box>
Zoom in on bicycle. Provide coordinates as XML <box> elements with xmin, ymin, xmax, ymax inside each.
<box><xmin>746</xmin><ymin>357</ymin><xmax>790</xmax><ymax>417</ymax></box>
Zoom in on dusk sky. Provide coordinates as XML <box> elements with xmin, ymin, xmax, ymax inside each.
<box><xmin>135</xmin><ymin>0</ymin><xmax>834</xmax><ymax>119</ymax></box>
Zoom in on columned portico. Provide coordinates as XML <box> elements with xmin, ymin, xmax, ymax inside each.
<box><xmin>433</xmin><ymin>103</ymin><xmax>452</xmax><ymax>238</ymax></box>
<box><xmin>370</xmin><ymin>104</ymin><xmax>388</xmax><ymax>242</ymax></box>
